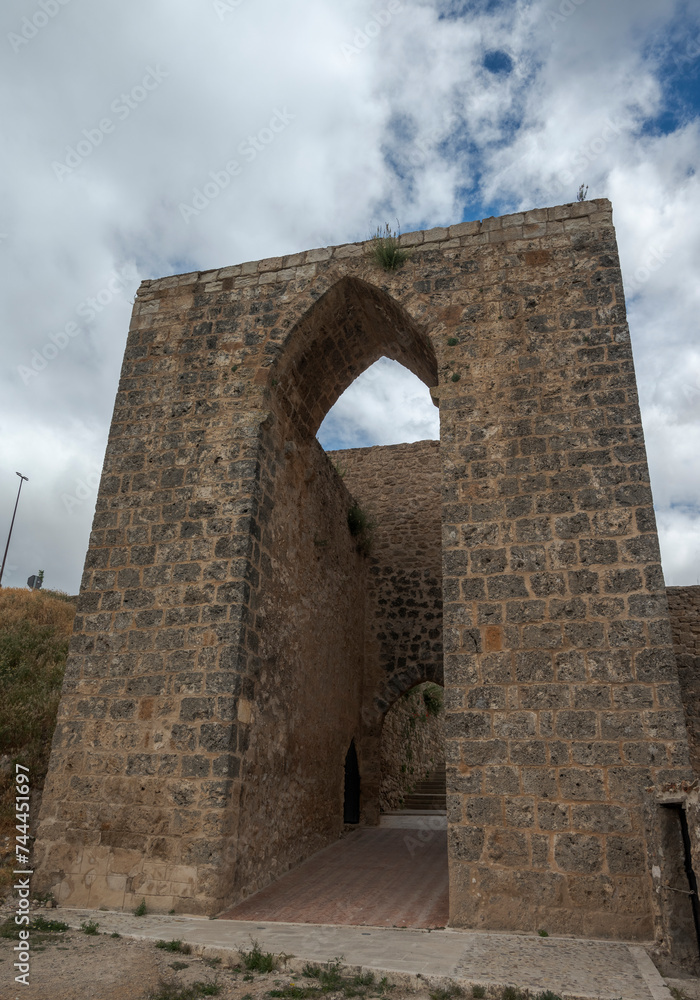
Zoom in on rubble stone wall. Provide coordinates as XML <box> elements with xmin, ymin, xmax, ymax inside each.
<box><xmin>667</xmin><ymin>586</ymin><xmax>700</xmax><ymax>773</ymax></box>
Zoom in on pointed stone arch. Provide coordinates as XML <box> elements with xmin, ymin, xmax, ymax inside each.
<box><xmin>268</xmin><ymin>276</ymin><xmax>438</xmax><ymax>439</ymax></box>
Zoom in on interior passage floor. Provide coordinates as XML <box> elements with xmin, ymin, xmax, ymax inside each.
<box><xmin>219</xmin><ymin>827</ymin><xmax>449</xmax><ymax>928</ymax></box>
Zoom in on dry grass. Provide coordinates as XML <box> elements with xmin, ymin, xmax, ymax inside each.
<box><xmin>0</xmin><ymin>587</ymin><xmax>76</xmax><ymax>635</ymax></box>
<box><xmin>0</xmin><ymin>588</ymin><xmax>76</xmax><ymax>894</ymax></box>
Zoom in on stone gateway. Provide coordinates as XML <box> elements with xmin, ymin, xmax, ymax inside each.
<box><xmin>34</xmin><ymin>200</ymin><xmax>700</xmax><ymax>963</ymax></box>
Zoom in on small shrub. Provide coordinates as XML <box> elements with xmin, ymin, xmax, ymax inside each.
<box><xmin>31</xmin><ymin>917</ymin><xmax>69</xmax><ymax>932</ymax></box>
<box><xmin>447</xmin><ymin>337</ymin><xmax>458</xmax><ymax>346</ymax></box>
<box><xmin>502</xmin><ymin>989</ymin><xmax>527</xmax><ymax>1000</ymax></box>
<box><xmin>240</xmin><ymin>939</ymin><xmax>277</xmax><ymax>973</ymax></box>
<box><xmin>537</xmin><ymin>929</ymin><xmax>548</xmax><ymax>937</ymax></box>
<box><xmin>429</xmin><ymin>987</ymin><xmax>463</xmax><ymax>1000</ymax></box>
<box><xmin>472</xmin><ymin>988</ymin><xmax>486</xmax><ymax>999</ymax></box>
<box><xmin>156</xmin><ymin>939</ymin><xmax>192</xmax><ymax>954</ymax></box>
<box><xmin>148</xmin><ymin>981</ymin><xmax>222</xmax><ymax>1000</ymax></box>
<box><xmin>422</xmin><ymin>683</ymin><xmax>443</xmax><ymax>717</ymax></box>
<box><xmin>370</xmin><ymin>223</ymin><xmax>410</xmax><ymax>271</ymax></box>
<box><xmin>203</xmin><ymin>957</ymin><xmax>221</xmax><ymax>968</ymax></box>
<box><xmin>576</xmin><ymin>183</ymin><xmax>588</xmax><ymax>202</ymax></box>
<box><xmin>170</xmin><ymin>961</ymin><xmax>189</xmax><ymax>971</ymax></box>
<box><xmin>347</xmin><ymin>503</ymin><xmax>374</xmax><ymax>555</ymax></box>
<box><xmin>268</xmin><ymin>987</ymin><xmax>321</xmax><ymax>999</ymax></box>
<box><xmin>134</xmin><ymin>898</ymin><xmax>147</xmax><ymax>916</ymax></box>
<box><xmin>534</xmin><ymin>993</ymin><xmax>563</xmax><ymax>1000</ymax></box>
<box><xmin>111</xmin><ymin>932</ymin><xmax>121</xmax><ymax>938</ymax></box>
<box><xmin>451</xmin><ymin>372</ymin><xmax>461</xmax><ymax>382</ymax></box>
<box><xmin>80</xmin><ymin>920</ymin><xmax>100</xmax><ymax>935</ymax></box>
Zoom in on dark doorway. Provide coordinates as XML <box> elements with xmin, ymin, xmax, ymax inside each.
<box><xmin>660</xmin><ymin>804</ymin><xmax>700</xmax><ymax>968</ymax></box>
<box><xmin>343</xmin><ymin>741</ymin><xmax>360</xmax><ymax>824</ymax></box>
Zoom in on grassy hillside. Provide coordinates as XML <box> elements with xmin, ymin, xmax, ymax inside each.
<box><xmin>0</xmin><ymin>588</ymin><xmax>76</xmax><ymax>894</ymax></box>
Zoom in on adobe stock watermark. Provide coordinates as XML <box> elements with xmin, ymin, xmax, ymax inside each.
<box><xmin>52</xmin><ymin>66</ymin><xmax>169</xmax><ymax>181</ymax></box>
<box><xmin>17</xmin><ymin>264</ymin><xmax>137</xmax><ymax>385</ymax></box>
<box><xmin>8</xmin><ymin>0</ymin><xmax>72</xmax><ymax>53</ymax></box>
<box><xmin>212</xmin><ymin>0</ymin><xmax>245</xmax><ymax>20</ymax></box>
<box><xmin>547</xmin><ymin>0</ymin><xmax>587</xmax><ymax>31</ymax></box>
<box><xmin>62</xmin><ymin>463</ymin><xmax>102</xmax><ymax>515</ymax></box>
<box><xmin>624</xmin><ymin>243</ymin><xmax>673</xmax><ymax>296</ymax></box>
<box><xmin>178</xmin><ymin>107</ymin><xmax>295</xmax><ymax>224</ymax></box>
<box><xmin>341</xmin><ymin>0</ymin><xmax>403</xmax><ymax>62</ymax></box>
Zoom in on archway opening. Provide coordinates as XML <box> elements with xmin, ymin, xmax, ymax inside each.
<box><xmin>316</xmin><ymin>356</ymin><xmax>439</xmax><ymax>453</ymax></box>
<box><xmin>379</xmin><ymin>682</ymin><xmax>445</xmax><ymax>817</ymax></box>
<box><xmin>225</xmin><ymin>276</ymin><xmax>444</xmax><ymax>922</ymax></box>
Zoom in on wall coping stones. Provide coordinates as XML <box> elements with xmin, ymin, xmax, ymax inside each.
<box><xmin>136</xmin><ymin>199</ymin><xmax>613</xmax><ymax>297</ymax></box>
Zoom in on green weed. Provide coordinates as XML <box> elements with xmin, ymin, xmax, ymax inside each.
<box><xmin>370</xmin><ymin>223</ymin><xmax>410</xmax><ymax>271</ymax></box>
<box><xmin>80</xmin><ymin>920</ymin><xmax>100</xmax><ymax>935</ymax></box>
<box><xmin>347</xmin><ymin>503</ymin><xmax>374</xmax><ymax>555</ymax></box>
<box><xmin>147</xmin><ymin>982</ymin><xmax>221</xmax><ymax>1000</ymax></box>
<box><xmin>240</xmin><ymin>939</ymin><xmax>277</xmax><ymax>973</ymax></box>
<box><xmin>156</xmin><ymin>939</ymin><xmax>192</xmax><ymax>954</ymax></box>
<box><xmin>429</xmin><ymin>986</ymin><xmax>463</xmax><ymax>1000</ymax></box>
<box><xmin>30</xmin><ymin>917</ymin><xmax>69</xmax><ymax>932</ymax></box>
<box><xmin>134</xmin><ymin>898</ymin><xmax>147</xmax><ymax>916</ymax></box>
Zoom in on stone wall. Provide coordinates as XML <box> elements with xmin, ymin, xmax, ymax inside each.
<box><xmin>231</xmin><ymin>413</ymin><xmax>366</xmax><ymax>900</ymax></box>
<box><xmin>34</xmin><ymin>199</ymin><xmax>693</xmax><ymax>939</ymax></box>
<box><xmin>380</xmin><ymin>684</ymin><xmax>445</xmax><ymax>811</ymax></box>
<box><xmin>667</xmin><ymin>587</ymin><xmax>700</xmax><ymax>774</ymax></box>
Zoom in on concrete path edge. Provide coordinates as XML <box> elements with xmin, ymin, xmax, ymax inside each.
<box><xmin>52</xmin><ymin>908</ymin><xmax>676</xmax><ymax>1000</ymax></box>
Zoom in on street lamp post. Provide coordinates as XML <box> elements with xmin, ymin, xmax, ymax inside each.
<box><xmin>0</xmin><ymin>472</ymin><xmax>29</xmax><ymax>588</ymax></box>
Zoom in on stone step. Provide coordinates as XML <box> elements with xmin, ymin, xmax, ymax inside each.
<box><xmin>379</xmin><ymin>810</ymin><xmax>447</xmax><ymax>829</ymax></box>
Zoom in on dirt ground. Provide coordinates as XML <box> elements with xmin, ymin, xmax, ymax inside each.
<box><xmin>0</xmin><ymin>914</ymin><xmax>423</xmax><ymax>1000</ymax></box>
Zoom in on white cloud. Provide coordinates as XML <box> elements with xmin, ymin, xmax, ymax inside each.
<box><xmin>318</xmin><ymin>358</ymin><xmax>439</xmax><ymax>450</ymax></box>
<box><xmin>0</xmin><ymin>0</ymin><xmax>698</xmax><ymax>589</ymax></box>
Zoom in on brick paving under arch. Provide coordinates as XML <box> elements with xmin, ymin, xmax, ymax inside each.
<box><xmin>218</xmin><ymin>828</ymin><xmax>449</xmax><ymax>928</ymax></box>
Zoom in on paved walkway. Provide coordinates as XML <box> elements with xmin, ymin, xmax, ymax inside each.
<box><xmin>59</xmin><ymin>909</ymin><xmax>676</xmax><ymax>1000</ymax></box>
<box><xmin>220</xmin><ymin>828</ymin><xmax>449</xmax><ymax>927</ymax></box>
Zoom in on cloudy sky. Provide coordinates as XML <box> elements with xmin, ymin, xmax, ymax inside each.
<box><xmin>0</xmin><ymin>0</ymin><xmax>698</xmax><ymax>594</ymax></box>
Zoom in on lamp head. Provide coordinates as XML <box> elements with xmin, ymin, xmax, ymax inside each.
<box><xmin>15</xmin><ymin>472</ymin><xmax>28</xmax><ymax>482</ymax></box>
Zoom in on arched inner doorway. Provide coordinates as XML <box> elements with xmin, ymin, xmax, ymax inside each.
<box><xmin>343</xmin><ymin>740</ymin><xmax>361</xmax><ymax>824</ymax></box>
<box><xmin>379</xmin><ymin>682</ymin><xmax>445</xmax><ymax>816</ymax></box>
